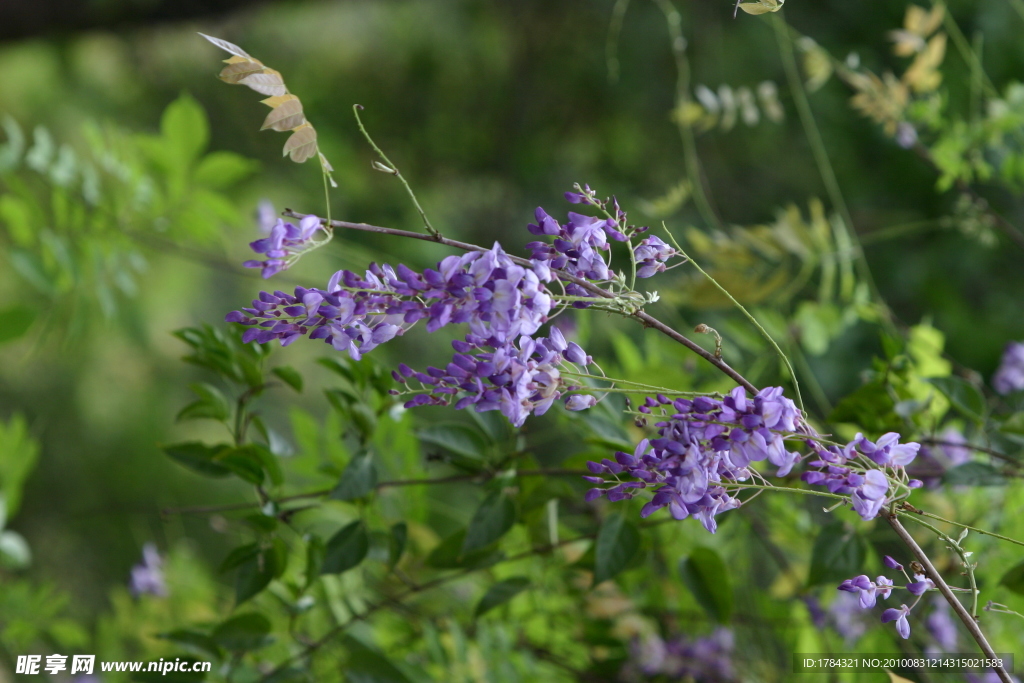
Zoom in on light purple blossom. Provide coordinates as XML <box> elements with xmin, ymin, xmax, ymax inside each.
<box><xmin>129</xmin><ymin>543</ymin><xmax>166</xmax><ymax>598</ymax></box>
<box><xmin>925</xmin><ymin>597</ymin><xmax>957</xmax><ymax>652</ymax></box>
<box><xmin>394</xmin><ymin>333</ymin><xmax>595</xmax><ymax>427</ymax></box>
<box><xmin>906</xmin><ymin>572</ymin><xmax>936</xmax><ymax>596</ymax></box>
<box><xmin>881</xmin><ymin>604</ymin><xmax>912</xmax><ymax>639</ymax></box>
<box><xmin>993</xmin><ymin>341</ymin><xmax>1024</xmax><ymax>395</ymax></box>
<box><xmin>838</xmin><ymin>575</ymin><xmax>892</xmax><ymax>609</ymax></box>
<box><xmin>244</xmin><ymin>215</ymin><xmax>325</xmax><ymax>278</ymax></box>
<box><xmin>826</xmin><ymin>591</ymin><xmax>869</xmax><ymax>644</ymax></box>
<box><xmin>585</xmin><ymin>386</ymin><xmax>800</xmax><ymax>533</ymax></box>
<box><xmin>626</xmin><ymin>628</ymin><xmax>736</xmax><ymax>682</ymax></box>
<box><xmin>634</xmin><ymin>235</ymin><xmax>678</xmax><ymax>278</ymax></box>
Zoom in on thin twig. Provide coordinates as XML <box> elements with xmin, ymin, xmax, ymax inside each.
<box><xmin>886</xmin><ymin>512</ymin><xmax>1012</xmax><ymax>683</ymax></box>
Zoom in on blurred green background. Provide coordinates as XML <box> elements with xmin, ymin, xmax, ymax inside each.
<box><xmin>1</xmin><ymin>0</ymin><xmax>1023</xmax><ymax>677</ymax></box>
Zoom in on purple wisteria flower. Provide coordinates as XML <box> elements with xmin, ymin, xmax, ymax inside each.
<box><xmin>802</xmin><ymin>431</ymin><xmax>920</xmax><ymax>521</ymax></box>
<box><xmin>634</xmin><ymin>235</ymin><xmax>679</xmax><ymax>278</ymax></box>
<box><xmin>924</xmin><ymin>597</ymin><xmax>957</xmax><ymax>653</ymax></box>
<box><xmin>992</xmin><ymin>341</ymin><xmax>1024</xmax><ymax>395</ymax></box>
<box><xmin>129</xmin><ymin>543</ymin><xmax>167</xmax><ymax>598</ymax></box>
<box><xmin>393</xmin><ymin>330</ymin><xmax>596</xmax><ymax>427</ymax></box>
<box><xmin>838</xmin><ymin>575</ymin><xmax>893</xmax><ymax>608</ymax></box>
<box><xmin>584</xmin><ymin>386</ymin><xmax>801</xmax><ymax>533</ymax></box>
<box><xmin>625</xmin><ymin>629</ymin><xmax>736</xmax><ymax>682</ymax></box>
<box><xmin>826</xmin><ymin>591</ymin><xmax>870</xmax><ymax>645</ymax></box>
<box><xmin>244</xmin><ymin>215</ymin><xmax>326</xmax><ymax>278</ymax></box>
<box><xmin>881</xmin><ymin>604</ymin><xmax>912</xmax><ymax>639</ymax></box>
<box><xmin>227</xmin><ymin>243</ymin><xmax>553</xmax><ymax>359</ymax></box>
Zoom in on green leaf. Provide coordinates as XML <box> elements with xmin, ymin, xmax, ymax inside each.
<box><xmin>321</xmin><ymin>520</ymin><xmax>369</xmax><ymax>575</ymax></box>
<box><xmin>593</xmin><ymin>512</ymin><xmax>641</xmax><ymax>585</ymax></box>
<box><xmin>193</xmin><ymin>151</ymin><xmax>258</xmax><ymax>188</ymax></box>
<box><xmin>998</xmin><ymin>559</ymin><xmax>1024</xmax><ymax>596</ymax></box>
<box><xmin>943</xmin><ymin>462</ymin><xmax>1006</xmax><ymax>487</ymax></box>
<box><xmin>426</xmin><ymin>529</ymin><xmax>504</xmax><ymax>570</ymax></box>
<box><xmin>271</xmin><ymin>365</ymin><xmax>304</xmax><ymax>392</ymax></box>
<box><xmin>176</xmin><ymin>382</ymin><xmax>231</xmax><ymax>423</ymax></box>
<box><xmin>162</xmin><ymin>442</ymin><xmax>232</xmax><ymax>478</ymax></box>
<box><xmin>0</xmin><ymin>413</ymin><xmax>40</xmax><ymax>518</ymax></box>
<box><xmin>342</xmin><ymin>635</ymin><xmax>416</xmax><ymax>683</ymax></box>
<box><xmin>161</xmin><ymin>93</ymin><xmax>209</xmax><ymax>167</ymax></box>
<box><xmin>235</xmin><ymin>548</ymin><xmax>278</xmax><ymax>604</ymax></box>
<box><xmin>475</xmin><ymin>577</ymin><xmax>530</xmax><ymax>617</ymax></box>
<box><xmin>928</xmin><ymin>377</ymin><xmax>985</xmax><ymax>422</ymax></box>
<box><xmin>463</xmin><ymin>491</ymin><xmax>516</xmax><ymax>553</ymax></box>
<box><xmin>214</xmin><ymin>448</ymin><xmax>265</xmax><ymax>485</ymax></box>
<box><xmin>230</xmin><ymin>443</ymin><xmax>284</xmax><ymax>486</ymax></box>
<box><xmin>388</xmin><ymin>522</ymin><xmax>407</xmax><ymax>569</ymax></box>
<box><xmin>417</xmin><ymin>424</ymin><xmax>488</xmax><ymax>463</ymax></box>
<box><xmin>331</xmin><ymin>451</ymin><xmax>378</xmax><ymax>501</ymax></box>
<box><xmin>679</xmin><ymin>547</ymin><xmax>733</xmax><ymax>623</ymax></box>
<box><xmin>156</xmin><ymin>630</ymin><xmax>223</xmax><ymax>660</ymax></box>
<box><xmin>0</xmin><ymin>305</ymin><xmax>35</xmax><ymax>344</ymax></box>
<box><xmin>211</xmin><ymin>613</ymin><xmax>272</xmax><ymax>652</ymax></box>
<box><xmin>808</xmin><ymin>521</ymin><xmax>865</xmax><ymax>586</ymax></box>
<box><xmin>829</xmin><ymin>381</ymin><xmax>902</xmax><ymax>433</ymax></box>
<box><xmin>220</xmin><ymin>544</ymin><xmax>259</xmax><ymax>573</ymax></box>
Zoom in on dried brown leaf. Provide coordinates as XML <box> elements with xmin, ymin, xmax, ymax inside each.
<box><xmin>219</xmin><ymin>61</ymin><xmax>268</xmax><ymax>85</ymax></box>
<box><xmin>239</xmin><ymin>69</ymin><xmax>288</xmax><ymax>97</ymax></box>
<box><xmin>282</xmin><ymin>124</ymin><xmax>318</xmax><ymax>163</ymax></box>
<box><xmin>261</xmin><ymin>97</ymin><xmax>306</xmax><ymax>132</ymax></box>
<box><xmin>198</xmin><ymin>33</ymin><xmax>252</xmax><ymax>59</ymax></box>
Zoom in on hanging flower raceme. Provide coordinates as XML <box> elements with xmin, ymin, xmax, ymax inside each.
<box><xmin>585</xmin><ymin>385</ymin><xmax>923</xmax><ymax>532</ymax></box>
<box><xmin>392</xmin><ymin>328</ymin><xmax>596</xmax><ymax>427</ymax></box>
<box><xmin>584</xmin><ymin>386</ymin><xmax>802</xmax><ymax>533</ymax></box>
<box><xmin>226</xmin><ymin>243</ymin><xmax>554</xmax><ymax>359</ymax></box>
<box><xmin>801</xmin><ymin>432</ymin><xmax>921</xmax><ymax>520</ymax></box>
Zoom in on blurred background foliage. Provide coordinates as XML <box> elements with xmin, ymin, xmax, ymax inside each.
<box><xmin>1</xmin><ymin>0</ymin><xmax>1024</xmax><ymax>681</ymax></box>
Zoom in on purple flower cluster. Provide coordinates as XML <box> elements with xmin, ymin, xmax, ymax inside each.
<box><xmin>802</xmin><ymin>432</ymin><xmax>921</xmax><ymax>520</ymax></box>
<box><xmin>634</xmin><ymin>235</ymin><xmax>679</xmax><ymax>278</ymax></box>
<box><xmin>837</xmin><ymin>555</ymin><xmax>937</xmax><ymax>640</ymax></box>
<box><xmin>526</xmin><ymin>207</ymin><xmax>626</xmax><ymax>288</ymax></box>
<box><xmin>392</xmin><ymin>329</ymin><xmax>594</xmax><ymax>427</ymax></box>
<box><xmin>993</xmin><ymin>341</ymin><xmax>1024</xmax><ymax>395</ymax></box>
<box><xmin>626</xmin><ymin>628</ymin><xmax>736</xmax><ymax>682</ymax></box>
<box><xmin>227</xmin><ymin>244</ymin><xmax>553</xmax><ymax>360</ymax></box>
<box><xmin>584</xmin><ymin>387</ymin><xmax>801</xmax><ymax>533</ymax></box>
<box><xmin>245</xmin><ymin>215</ymin><xmax>325</xmax><ymax>278</ymax></box>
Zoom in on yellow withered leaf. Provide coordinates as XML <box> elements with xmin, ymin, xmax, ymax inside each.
<box><xmin>905</xmin><ymin>2</ymin><xmax>944</xmax><ymax>37</ymax></box>
<box><xmin>239</xmin><ymin>69</ymin><xmax>288</xmax><ymax>97</ymax></box>
<box><xmin>738</xmin><ymin>0</ymin><xmax>784</xmax><ymax>15</ymax></box>
<box><xmin>903</xmin><ymin>33</ymin><xmax>946</xmax><ymax>93</ymax></box>
<box><xmin>261</xmin><ymin>96</ymin><xmax>306</xmax><ymax>132</ymax></box>
<box><xmin>218</xmin><ymin>61</ymin><xmax>268</xmax><ymax>85</ymax></box>
<box><xmin>283</xmin><ymin>123</ymin><xmax>318</xmax><ymax>163</ymax></box>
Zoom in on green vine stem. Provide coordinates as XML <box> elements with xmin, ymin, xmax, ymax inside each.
<box><xmin>352</xmin><ymin>104</ymin><xmax>440</xmax><ymax>238</ymax></box>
